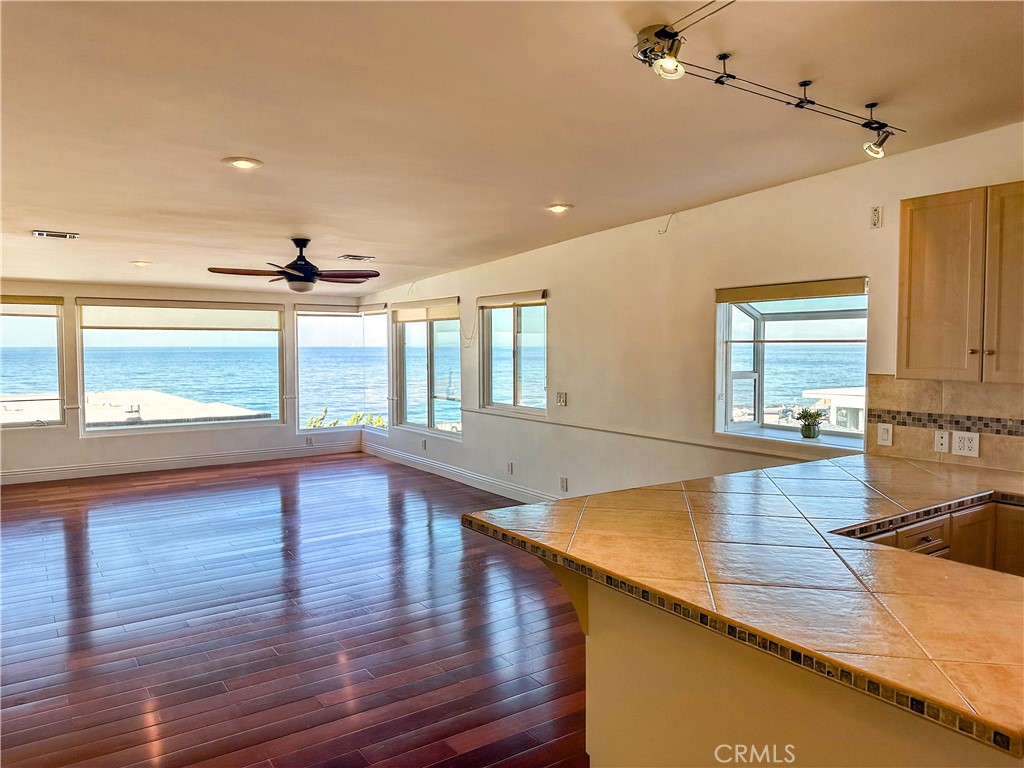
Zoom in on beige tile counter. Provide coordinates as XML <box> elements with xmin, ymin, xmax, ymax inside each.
<box><xmin>463</xmin><ymin>455</ymin><xmax>1024</xmax><ymax>760</ymax></box>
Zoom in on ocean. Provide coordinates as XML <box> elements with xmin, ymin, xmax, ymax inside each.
<box><xmin>0</xmin><ymin>343</ymin><xmax>864</xmax><ymax>427</ymax></box>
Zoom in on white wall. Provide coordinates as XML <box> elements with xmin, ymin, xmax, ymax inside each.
<box><xmin>4</xmin><ymin>123</ymin><xmax>1021</xmax><ymax>496</ymax></box>
<box><xmin>362</xmin><ymin>123</ymin><xmax>1024</xmax><ymax>499</ymax></box>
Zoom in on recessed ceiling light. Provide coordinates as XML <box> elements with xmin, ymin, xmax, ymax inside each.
<box><xmin>221</xmin><ymin>156</ymin><xmax>264</xmax><ymax>170</ymax></box>
<box><xmin>546</xmin><ymin>203</ymin><xmax>574</xmax><ymax>214</ymax></box>
<box><xmin>130</xmin><ymin>260</ymin><xmax>152</xmax><ymax>268</ymax></box>
<box><xmin>338</xmin><ymin>254</ymin><xmax>376</xmax><ymax>262</ymax></box>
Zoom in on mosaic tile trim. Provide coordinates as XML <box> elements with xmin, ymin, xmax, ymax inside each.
<box><xmin>833</xmin><ymin>492</ymin><xmax>994</xmax><ymax>538</ymax></box>
<box><xmin>833</xmin><ymin>494</ymin><xmax>1024</xmax><ymax>539</ymax></box>
<box><xmin>462</xmin><ymin>515</ymin><xmax>1024</xmax><ymax>758</ymax></box>
<box><xmin>867</xmin><ymin>409</ymin><xmax>1024</xmax><ymax>437</ymax></box>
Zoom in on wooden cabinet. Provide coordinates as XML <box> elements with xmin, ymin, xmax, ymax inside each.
<box><xmin>983</xmin><ymin>182</ymin><xmax>1024</xmax><ymax>383</ymax></box>
<box><xmin>948</xmin><ymin>504</ymin><xmax>995</xmax><ymax>568</ymax></box>
<box><xmin>994</xmin><ymin>503</ymin><xmax>1024</xmax><ymax>576</ymax></box>
<box><xmin>897</xmin><ymin>181</ymin><xmax>1023</xmax><ymax>383</ymax></box>
<box><xmin>896</xmin><ymin>515</ymin><xmax>949</xmax><ymax>554</ymax></box>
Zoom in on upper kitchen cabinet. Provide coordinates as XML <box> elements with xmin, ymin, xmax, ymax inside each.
<box><xmin>982</xmin><ymin>181</ymin><xmax>1024</xmax><ymax>383</ymax></box>
<box><xmin>897</xmin><ymin>182</ymin><xmax>1023</xmax><ymax>382</ymax></box>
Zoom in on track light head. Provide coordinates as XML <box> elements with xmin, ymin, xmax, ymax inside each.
<box><xmin>635</xmin><ymin>25</ymin><xmax>685</xmax><ymax>79</ymax></box>
<box><xmin>863</xmin><ymin>129</ymin><xmax>894</xmax><ymax>159</ymax></box>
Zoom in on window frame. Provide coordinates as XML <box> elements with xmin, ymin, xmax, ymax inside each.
<box><xmin>295</xmin><ymin>309</ymin><xmax>390</xmax><ymax>433</ymax></box>
<box><xmin>716</xmin><ymin>294</ymin><xmax>867</xmax><ymax>442</ymax></box>
<box><xmin>0</xmin><ymin>296</ymin><xmax>66</xmax><ymax>428</ymax></box>
<box><xmin>77</xmin><ymin>299</ymin><xmax>285</xmax><ymax>435</ymax></box>
<box><xmin>394</xmin><ymin>315</ymin><xmax>462</xmax><ymax>434</ymax></box>
<box><xmin>480</xmin><ymin>301</ymin><xmax>547</xmax><ymax>415</ymax></box>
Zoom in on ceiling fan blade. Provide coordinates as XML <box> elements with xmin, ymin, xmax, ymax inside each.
<box><xmin>267</xmin><ymin>262</ymin><xmax>304</xmax><ymax>276</ymax></box>
<box><xmin>317</xmin><ymin>269</ymin><xmax>381</xmax><ymax>279</ymax></box>
<box><xmin>209</xmin><ymin>267</ymin><xmax>280</xmax><ymax>276</ymax></box>
<box><xmin>268</xmin><ymin>276</ymin><xmax>285</xmax><ymax>283</ymax></box>
<box><xmin>318</xmin><ymin>276</ymin><xmax>368</xmax><ymax>284</ymax></box>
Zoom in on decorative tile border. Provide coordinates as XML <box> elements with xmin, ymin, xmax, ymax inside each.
<box><xmin>462</xmin><ymin>515</ymin><xmax>1024</xmax><ymax>758</ymax></box>
<box><xmin>833</xmin><ymin>492</ymin><xmax>1024</xmax><ymax>539</ymax></box>
<box><xmin>833</xmin><ymin>492</ymin><xmax>993</xmax><ymax>538</ymax></box>
<box><xmin>867</xmin><ymin>409</ymin><xmax>1024</xmax><ymax>437</ymax></box>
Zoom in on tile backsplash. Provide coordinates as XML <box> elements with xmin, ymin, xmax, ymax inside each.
<box><xmin>866</xmin><ymin>374</ymin><xmax>1023</xmax><ymax>471</ymax></box>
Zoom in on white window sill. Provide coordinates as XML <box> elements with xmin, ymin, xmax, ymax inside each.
<box><xmin>391</xmin><ymin>423</ymin><xmax>463</xmax><ymax>442</ymax></box>
<box><xmin>720</xmin><ymin>430</ymin><xmax>864</xmax><ymax>454</ymax></box>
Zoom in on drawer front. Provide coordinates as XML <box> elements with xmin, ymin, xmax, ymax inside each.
<box><xmin>896</xmin><ymin>515</ymin><xmax>950</xmax><ymax>554</ymax></box>
<box><xmin>864</xmin><ymin>530</ymin><xmax>897</xmax><ymax>547</ymax></box>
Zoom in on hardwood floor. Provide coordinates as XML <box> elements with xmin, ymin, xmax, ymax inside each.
<box><xmin>0</xmin><ymin>453</ymin><xmax>587</xmax><ymax>768</ymax></box>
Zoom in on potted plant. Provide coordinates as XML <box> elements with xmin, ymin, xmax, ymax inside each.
<box><xmin>795</xmin><ymin>407</ymin><xmax>825</xmax><ymax>439</ymax></box>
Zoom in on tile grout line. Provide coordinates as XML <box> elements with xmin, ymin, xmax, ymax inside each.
<box><xmin>681</xmin><ymin>487</ymin><xmax>717</xmax><ymax>613</ymax></box>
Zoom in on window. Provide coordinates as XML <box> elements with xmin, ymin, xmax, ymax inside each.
<box><xmin>1</xmin><ymin>296</ymin><xmax>63</xmax><ymax>426</ymax></box>
<box><xmin>297</xmin><ymin>311</ymin><xmax>389</xmax><ymax>429</ymax></box>
<box><xmin>79</xmin><ymin>301</ymin><xmax>282</xmax><ymax>431</ymax></box>
<box><xmin>480</xmin><ymin>291</ymin><xmax>547</xmax><ymax>411</ymax></box>
<box><xmin>716</xmin><ymin>279</ymin><xmax>868</xmax><ymax>441</ymax></box>
<box><xmin>393</xmin><ymin>299</ymin><xmax>461</xmax><ymax>433</ymax></box>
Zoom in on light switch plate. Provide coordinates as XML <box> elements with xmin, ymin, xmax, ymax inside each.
<box><xmin>952</xmin><ymin>431</ymin><xmax>979</xmax><ymax>457</ymax></box>
<box><xmin>934</xmin><ymin>430</ymin><xmax>949</xmax><ymax>453</ymax></box>
<box><xmin>877</xmin><ymin>423</ymin><xmax>893</xmax><ymax>446</ymax></box>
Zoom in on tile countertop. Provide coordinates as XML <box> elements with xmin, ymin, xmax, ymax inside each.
<box><xmin>462</xmin><ymin>454</ymin><xmax>1024</xmax><ymax>758</ymax></box>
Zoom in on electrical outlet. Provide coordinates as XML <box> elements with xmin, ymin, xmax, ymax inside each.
<box><xmin>305</xmin><ymin>436</ymin><xmax>314</xmax><ymax>447</ymax></box>
<box><xmin>421</xmin><ymin>438</ymin><xmax>427</xmax><ymax>450</ymax></box>
<box><xmin>952</xmin><ymin>431</ymin><xmax>979</xmax><ymax>458</ymax></box>
<box><xmin>559</xmin><ymin>476</ymin><xmax>569</xmax><ymax>493</ymax></box>
<box><xmin>555</xmin><ymin>392</ymin><xmax>568</xmax><ymax>406</ymax></box>
<box><xmin>506</xmin><ymin>462</ymin><xmax>514</xmax><ymax>476</ymax></box>
<box><xmin>870</xmin><ymin>205</ymin><xmax>883</xmax><ymax>229</ymax></box>
<box><xmin>933</xmin><ymin>430</ymin><xmax>949</xmax><ymax>453</ymax></box>
<box><xmin>877</xmin><ymin>423</ymin><xmax>893</xmax><ymax>446</ymax></box>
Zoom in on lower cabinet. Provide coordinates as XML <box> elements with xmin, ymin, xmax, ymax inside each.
<box><xmin>994</xmin><ymin>504</ymin><xmax>1024</xmax><ymax>576</ymax></box>
<box><xmin>949</xmin><ymin>504</ymin><xmax>995</xmax><ymax>569</ymax></box>
<box><xmin>861</xmin><ymin>503</ymin><xmax>1023</xmax><ymax>573</ymax></box>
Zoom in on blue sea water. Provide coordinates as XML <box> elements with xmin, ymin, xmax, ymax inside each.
<box><xmin>0</xmin><ymin>343</ymin><xmax>864</xmax><ymax>426</ymax></box>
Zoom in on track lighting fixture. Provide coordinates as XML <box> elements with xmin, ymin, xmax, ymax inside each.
<box><xmin>631</xmin><ymin>5</ymin><xmax>907</xmax><ymax>158</ymax></box>
<box><xmin>863</xmin><ymin>130</ymin><xmax>894</xmax><ymax>158</ymax></box>
<box><xmin>634</xmin><ymin>25</ymin><xmax>685</xmax><ymax>79</ymax></box>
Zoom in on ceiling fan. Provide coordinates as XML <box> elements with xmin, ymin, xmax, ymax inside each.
<box><xmin>208</xmin><ymin>237</ymin><xmax>380</xmax><ymax>293</ymax></box>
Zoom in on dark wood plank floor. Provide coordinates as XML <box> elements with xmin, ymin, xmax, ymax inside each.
<box><xmin>1</xmin><ymin>453</ymin><xmax>587</xmax><ymax>768</ymax></box>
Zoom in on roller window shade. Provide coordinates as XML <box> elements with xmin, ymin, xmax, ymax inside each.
<box><xmin>476</xmin><ymin>289</ymin><xmax>547</xmax><ymax>308</ymax></box>
<box><xmin>294</xmin><ymin>303</ymin><xmax>360</xmax><ymax>316</ymax></box>
<box><xmin>358</xmin><ymin>303</ymin><xmax>387</xmax><ymax>314</ymax></box>
<box><xmin>79</xmin><ymin>301</ymin><xmax>283</xmax><ymax>331</ymax></box>
<box><xmin>392</xmin><ymin>297</ymin><xmax>459</xmax><ymax>323</ymax></box>
<box><xmin>715</xmin><ymin>277</ymin><xmax>868</xmax><ymax>304</ymax></box>
<box><xmin>1</xmin><ymin>296</ymin><xmax>63</xmax><ymax>317</ymax></box>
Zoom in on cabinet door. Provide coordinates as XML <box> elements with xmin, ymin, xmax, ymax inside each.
<box><xmin>983</xmin><ymin>181</ymin><xmax>1024</xmax><ymax>384</ymax></box>
<box><xmin>948</xmin><ymin>504</ymin><xmax>995</xmax><ymax>569</ymax></box>
<box><xmin>897</xmin><ymin>188</ymin><xmax>987</xmax><ymax>381</ymax></box>
<box><xmin>994</xmin><ymin>504</ymin><xmax>1024</xmax><ymax>577</ymax></box>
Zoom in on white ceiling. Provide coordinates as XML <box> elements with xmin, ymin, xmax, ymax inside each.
<box><xmin>2</xmin><ymin>1</ymin><xmax>1022</xmax><ymax>297</ymax></box>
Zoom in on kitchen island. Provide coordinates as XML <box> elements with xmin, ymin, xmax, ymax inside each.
<box><xmin>462</xmin><ymin>454</ymin><xmax>1024</xmax><ymax>767</ymax></box>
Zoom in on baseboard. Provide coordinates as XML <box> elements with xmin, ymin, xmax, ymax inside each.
<box><xmin>1</xmin><ymin>441</ymin><xmax>362</xmax><ymax>485</ymax></box>
<box><xmin>361</xmin><ymin>442</ymin><xmax>558</xmax><ymax>504</ymax></box>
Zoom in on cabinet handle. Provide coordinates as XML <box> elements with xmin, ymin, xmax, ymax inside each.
<box><xmin>985</xmin><ymin>350</ymin><xmax>996</xmax><ymax>356</ymax></box>
<box><xmin>921</xmin><ymin>535</ymin><xmax>933</xmax><ymax>543</ymax></box>
<box><xmin>967</xmin><ymin>349</ymin><xmax>979</xmax><ymax>355</ymax></box>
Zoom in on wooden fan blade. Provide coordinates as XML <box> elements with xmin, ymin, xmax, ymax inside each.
<box><xmin>208</xmin><ymin>267</ymin><xmax>279</xmax><ymax>276</ymax></box>
<box><xmin>267</xmin><ymin>262</ymin><xmax>303</xmax><ymax>276</ymax></box>
<box><xmin>318</xmin><ymin>276</ymin><xmax>368</xmax><ymax>284</ymax></box>
<box><xmin>268</xmin><ymin>276</ymin><xmax>285</xmax><ymax>282</ymax></box>
<box><xmin>317</xmin><ymin>269</ymin><xmax>380</xmax><ymax>279</ymax></box>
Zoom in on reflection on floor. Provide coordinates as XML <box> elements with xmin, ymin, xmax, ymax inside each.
<box><xmin>1</xmin><ymin>453</ymin><xmax>587</xmax><ymax>768</ymax></box>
